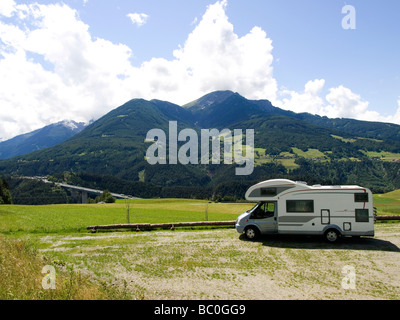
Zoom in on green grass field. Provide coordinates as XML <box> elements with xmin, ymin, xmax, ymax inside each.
<box><xmin>253</xmin><ymin>147</ymin><xmax>330</xmax><ymax>169</ymax></box>
<box><xmin>361</xmin><ymin>150</ymin><xmax>400</xmax><ymax>161</ymax></box>
<box><xmin>291</xmin><ymin>147</ymin><xmax>327</xmax><ymax>159</ymax></box>
<box><xmin>331</xmin><ymin>135</ymin><xmax>357</xmax><ymax>143</ymax></box>
<box><xmin>0</xmin><ymin>199</ymin><xmax>253</xmax><ymax>235</ymax></box>
<box><xmin>373</xmin><ymin>190</ymin><xmax>400</xmax><ymax>215</ymax></box>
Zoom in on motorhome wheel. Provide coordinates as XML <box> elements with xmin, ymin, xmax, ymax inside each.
<box><xmin>324</xmin><ymin>229</ymin><xmax>340</xmax><ymax>243</ymax></box>
<box><xmin>245</xmin><ymin>226</ymin><xmax>260</xmax><ymax>240</ymax></box>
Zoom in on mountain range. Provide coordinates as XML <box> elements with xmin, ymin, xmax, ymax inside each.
<box><xmin>0</xmin><ymin>120</ymin><xmax>86</xmax><ymax>160</ymax></box>
<box><xmin>2</xmin><ymin>90</ymin><xmax>400</xmax><ymax>198</ymax></box>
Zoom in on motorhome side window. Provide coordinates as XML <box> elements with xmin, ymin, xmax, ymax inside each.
<box><xmin>286</xmin><ymin>200</ymin><xmax>314</xmax><ymax>213</ymax></box>
<box><xmin>355</xmin><ymin>209</ymin><xmax>369</xmax><ymax>222</ymax></box>
<box><xmin>354</xmin><ymin>193</ymin><xmax>369</xmax><ymax>202</ymax></box>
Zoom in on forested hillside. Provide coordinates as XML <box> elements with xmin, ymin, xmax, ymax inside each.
<box><xmin>2</xmin><ymin>91</ymin><xmax>400</xmax><ymax>203</ymax></box>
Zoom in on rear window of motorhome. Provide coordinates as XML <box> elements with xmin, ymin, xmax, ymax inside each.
<box><xmin>354</xmin><ymin>193</ymin><xmax>369</xmax><ymax>202</ymax></box>
<box><xmin>286</xmin><ymin>200</ymin><xmax>314</xmax><ymax>213</ymax></box>
<box><xmin>355</xmin><ymin>209</ymin><xmax>369</xmax><ymax>222</ymax></box>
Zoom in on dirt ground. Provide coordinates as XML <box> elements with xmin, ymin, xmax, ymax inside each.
<box><xmin>42</xmin><ymin>223</ymin><xmax>400</xmax><ymax>300</ymax></box>
<box><xmin>122</xmin><ymin>225</ymin><xmax>400</xmax><ymax>300</ymax></box>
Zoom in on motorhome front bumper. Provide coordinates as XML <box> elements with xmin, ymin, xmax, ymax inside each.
<box><xmin>235</xmin><ymin>222</ymin><xmax>245</xmax><ymax>234</ymax></box>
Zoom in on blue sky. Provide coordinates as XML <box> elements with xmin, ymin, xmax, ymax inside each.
<box><xmin>0</xmin><ymin>0</ymin><xmax>399</xmax><ymax>140</ymax></box>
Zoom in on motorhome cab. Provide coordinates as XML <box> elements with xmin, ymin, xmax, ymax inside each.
<box><xmin>236</xmin><ymin>179</ymin><xmax>375</xmax><ymax>242</ymax></box>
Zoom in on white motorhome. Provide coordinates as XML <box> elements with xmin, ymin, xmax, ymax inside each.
<box><xmin>235</xmin><ymin>179</ymin><xmax>375</xmax><ymax>242</ymax></box>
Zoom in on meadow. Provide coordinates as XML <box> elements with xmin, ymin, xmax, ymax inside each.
<box><xmin>0</xmin><ymin>199</ymin><xmax>251</xmax><ymax>235</ymax></box>
<box><xmin>373</xmin><ymin>189</ymin><xmax>400</xmax><ymax>215</ymax></box>
<box><xmin>1</xmin><ymin>196</ymin><xmax>400</xmax><ymax>300</ymax></box>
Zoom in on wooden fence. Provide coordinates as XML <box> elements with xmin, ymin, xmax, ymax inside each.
<box><xmin>87</xmin><ymin>220</ymin><xmax>236</xmax><ymax>233</ymax></box>
<box><xmin>87</xmin><ymin>215</ymin><xmax>399</xmax><ymax>233</ymax></box>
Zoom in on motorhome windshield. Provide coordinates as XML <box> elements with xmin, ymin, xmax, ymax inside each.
<box><xmin>249</xmin><ymin>202</ymin><xmax>265</xmax><ymax>212</ymax></box>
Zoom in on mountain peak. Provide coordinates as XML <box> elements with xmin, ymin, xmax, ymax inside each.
<box><xmin>182</xmin><ymin>90</ymin><xmax>236</xmax><ymax>110</ymax></box>
<box><xmin>57</xmin><ymin>120</ymin><xmax>86</xmax><ymax>131</ymax></box>
<box><xmin>182</xmin><ymin>90</ymin><xmax>267</xmax><ymax>128</ymax></box>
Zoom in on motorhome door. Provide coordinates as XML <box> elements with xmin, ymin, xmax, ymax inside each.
<box><xmin>250</xmin><ymin>202</ymin><xmax>278</xmax><ymax>233</ymax></box>
<box><xmin>321</xmin><ymin>209</ymin><xmax>330</xmax><ymax>224</ymax></box>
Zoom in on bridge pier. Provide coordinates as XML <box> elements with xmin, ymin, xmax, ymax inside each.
<box><xmin>82</xmin><ymin>191</ymin><xmax>88</xmax><ymax>204</ymax></box>
<box><xmin>71</xmin><ymin>190</ymin><xmax>78</xmax><ymax>203</ymax></box>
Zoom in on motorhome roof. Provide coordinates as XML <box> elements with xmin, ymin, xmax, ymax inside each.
<box><xmin>245</xmin><ymin>179</ymin><xmax>368</xmax><ymax>201</ymax></box>
<box><xmin>253</xmin><ymin>179</ymin><xmax>297</xmax><ymax>187</ymax></box>
<box><xmin>252</xmin><ymin>179</ymin><xmax>363</xmax><ymax>190</ymax></box>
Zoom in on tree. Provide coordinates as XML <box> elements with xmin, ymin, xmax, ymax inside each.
<box><xmin>95</xmin><ymin>190</ymin><xmax>116</xmax><ymax>203</ymax></box>
<box><xmin>0</xmin><ymin>178</ymin><xmax>12</xmax><ymax>204</ymax></box>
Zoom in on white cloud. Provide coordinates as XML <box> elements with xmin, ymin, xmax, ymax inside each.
<box><xmin>127</xmin><ymin>13</ymin><xmax>149</xmax><ymax>27</ymax></box>
<box><xmin>395</xmin><ymin>98</ymin><xmax>400</xmax><ymax>121</ymax></box>
<box><xmin>276</xmin><ymin>79</ymin><xmax>394</xmax><ymax>124</ymax></box>
<box><xmin>381</xmin><ymin>98</ymin><xmax>400</xmax><ymax>124</ymax></box>
<box><xmin>324</xmin><ymin>86</ymin><xmax>373</xmax><ymax>119</ymax></box>
<box><xmin>397</xmin><ymin>98</ymin><xmax>400</xmax><ymax>117</ymax></box>
<box><xmin>0</xmin><ymin>3</ymin><xmax>134</xmax><ymax>140</ymax></box>
<box><xmin>102</xmin><ymin>0</ymin><xmax>278</xmax><ymax>106</ymax></box>
<box><xmin>277</xmin><ymin>79</ymin><xmax>326</xmax><ymax>115</ymax></box>
<box><xmin>0</xmin><ymin>0</ymin><xmax>16</xmax><ymax>17</ymax></box>
<box><xmin>191</xmin><ymin>17</ymin><xmax>198</xmax><ymax>26</ymax></box>
<box><xmin>149</xmin><ymin>0</ymin><xmax>278</xmax><ymax>103</ymax></box>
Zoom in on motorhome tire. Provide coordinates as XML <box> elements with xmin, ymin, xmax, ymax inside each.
<box><xmin>324</xmin><ymin>229</ymin><xmax>340</xmax><ymax>243</ymax></box>
<box><xmin>245</xmin><ymin>226</ymin><xmax>260</xmax><ymax>240</ymax></box>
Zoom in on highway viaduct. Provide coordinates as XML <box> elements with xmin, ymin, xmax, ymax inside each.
<box><xmin>21</xmin><ymin>176</ymin><xmax>139</xmax><ymax>203</ymax></box>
